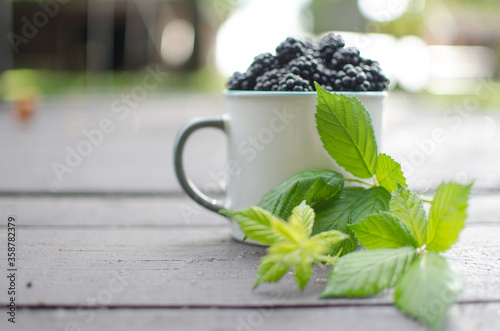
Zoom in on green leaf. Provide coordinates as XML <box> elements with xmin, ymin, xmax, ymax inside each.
<box><xmin>313</xmin><ymin>186</ymin><xmax>390</xmax><ymax>233</ymax></box>
<box><xmin>350</xmin><ymin>212</ymin><xmax>419</xmax><ymax>249</ymax></box>
<box><xmin>312</xmin><ymin>187</ymin><xmax>366</xmax><ymax>234</ymax></box>
<box><xmin>389</xmin><ymin>184</ymin><xmax>427</xmax><ymax>246</ymax></box>
<box><xmin>375</xmin><ymin>153</ymin><xmax>407</xmax><ymax>192</ymax></box>
<box><xmin>320</xmin><ymin>246</ymin><xmax>417</xmax><ymax>298</ymax></box>
<box><xmin>426</xmin><ymin>182</ymin><xmax>472</xmax><ymax>252</ymax></box>
<box><xmin>271</xmin><ymin>215</ymin><xmax>306</xmax><ymax>244</ymax></box>
<box><xmin>220</xmin><ymin>207</ymin><xmax>280</xmax><ymax>244</ymax></box>
<box><xmin>394</xmin><ymin>251</ymin><xmax>464</xmax><ymax>331</ymax></box>
<box><xmin>265</xmin><ymin>241</ymin><xmax>301</xmax><ymax>269</ymax></box>
<box><xmin>290</xmin><ymin>201</ymin><xmax>315</xmax><ymax>237</ymax></box>
<box><xmin>295</xmin><ymin>261</ymin><xmax>313</xmax><ymax>291</ymax></box>
<box><xmin>258</xmin><ymin>169</ymin><xmax>344</xmax><ymax>220</ymax></box>
<box><xmin>313</xmin><ymin>230</ymin><xmax>349</xmax><ymax>248</ymax></box>
<box><xmin>315</xmin><ymin>83</ymin><xmax>378</xmax><ymax>178</ymax></box>
<box><xmin>312</xmin><ymin>187</ymin><xmax>367</xmax><ymax>255</ymax></box>
<box><xmin>252</xmin><ymin>204</ymin><xmax>348</xmax><ymax>290</ymax></box>
<box><xmin>312</xmin><ymin>186</ymin><xmax>390</xmax><ymax>255</ymax></box>
<box><xmin>350</xmin><ymin>186</ymin><xmax>391</xmax><ymax>225</ymax></box>
<box><xmin>254</xmin><ymin>256</ymin><xmax>291</xmax><ymax>289</ymax></box>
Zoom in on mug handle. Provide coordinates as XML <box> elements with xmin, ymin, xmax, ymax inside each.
<box><xmin>173</xmin><ymin>118</ymin><xmax>226</xmax><ymax>213</ymax></box>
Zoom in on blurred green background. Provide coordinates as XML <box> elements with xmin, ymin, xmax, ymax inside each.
<box><xmin>1</xmin><ymin>0</ymin><xmax>499</xmax><ymax>108</ymax></box>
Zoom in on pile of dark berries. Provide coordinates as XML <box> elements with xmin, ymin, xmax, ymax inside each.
<box><xmin>226</xmin><ymin>34</ymin><xmax>389</xmax><ymax>92</ymax></box>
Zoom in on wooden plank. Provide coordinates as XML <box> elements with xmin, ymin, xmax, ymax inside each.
<box><xmin>1</xmin><ymin>95</ymin><xmax>499</xmax><ymax>192</ymax></box>
<box><xmin>1</xmin><ymin>193</ymin><xmax>498</xmax><ymax>226</ymax></box>
<box><xmin>0</xmin><ymin>226</ymin><xmax>498</xmax><ymax>307</ymax></box>
<box><xmin>0</xmin><ymin>94</ymin><xmax>226</xmax><ymax>193</ymax></box>
<box><xmin>467</xmin><ymin>193</ymin><xmax>500</xmax><ymax>225</ymax></box>
<box><xmin>382</xmin><ymin>103</ymin><xmax>500</xmax><ymax>193</ymax></box>
<box><xmin>0</xmin><ymin>196</ymin><xmax>226</xmax><ymax>226</ymax></box>
<box><xmin>4</xmin><ymin>303</ymin><xmax>499</xmax><ymax>331</ymax></box>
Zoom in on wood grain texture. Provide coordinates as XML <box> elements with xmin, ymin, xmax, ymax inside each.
<box><xmin>1</xmin><ymin>94</ymin><xmax>499</xmax><ymax>193</ymax></box>
<box><xmin>0</xmin><ymin>192</ymin><xmax>498</xmax><ymax>227</ymax></box>
<box><xmin>0</xmin><ymin>195</ymin><xmax>226</xmax><ymax>227</ymax></box>
<box><xmin>1</xmin><ymin>93</ymin><xmax>499</xmax><ymax>330</ymax></box>
<box><xmin>4</xmin><ymin>303</ymin><xmax>499</xmax><ymax>331</ymax></box>
<box><xmin>0</xmin><ymin>226</ymin><xmax>498</xmax><ymax>307</ymax></box>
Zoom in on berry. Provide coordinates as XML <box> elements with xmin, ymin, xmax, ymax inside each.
<box><xmin>360</xmin><ymin>61</ymin><xmax>390</xmax><ymax>91</ymax></box>
<box><xmin>314</xmin><ymin>33</ymin><xmax>345</xmax><ymax>65</ymax></box>
<box><xmin>276</xmin><ymin>37</ymin><xmax>310</xmax><ymax>65</ymax></box>
<box><xmin>226</xmin><ymin>53</ymin><xmax>279</xmax><ymax>90</ymax></box>
<box><xmin>227</xmin><ymin>71</ymin><xmax>254</xmax><ymax>90</ymax></box>
<box><xmin>332</xmin><ymin>63</ymin><xmax>389</xmax><ymax>91</ymax></box>
<box><xmin>254</xmin><ymin>68</ymin><xmax>286</xmax><ymax>91</ymax></box>
<box><xmin>330</xmin><ymin>47</ymin><xmax>361</xmax><ymax>70</ymax></box>
<box><xmin>334</xmin><ymin>64</ymin><xmax>364</xmax><ymax>91</ymax></box>
<box><xmin>312</xmin><ymin>64</ymin><xmax>337</xmax><ymax>90</ymax></box>
<box><xmin>278</xmin><ymin>73</ymin><xmax>313</xmax><ymax>92</ymax></box>
<box><xmin>286</xmin><ymin>55</ymin><xmax>320</xmax><ymax>84</ymax></box>
<box><xmin>286</xmin><ymin>55</ymin><xmax>337</xmax><ymax>90</ymax></box>
<box><xmin>226</xmin><ymin>35</ymin><xmax>389</xmax><ymax>92</ymax></box>
<box><xmin>248</xmin><ymin>52</ymin><xmax>279</xmax><ymax>77</ymax></box>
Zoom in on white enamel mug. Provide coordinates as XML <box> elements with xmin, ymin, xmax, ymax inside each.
<box><xmin>174</xmin><ymin>91</ymin><xmax>386</xmax><ymax>241</ymax></box>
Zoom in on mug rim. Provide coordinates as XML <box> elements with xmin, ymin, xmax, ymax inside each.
<box><xmin>223</xmin><ymin>90</ymin><xmax>388</xmax><ymax>97</ymax></box>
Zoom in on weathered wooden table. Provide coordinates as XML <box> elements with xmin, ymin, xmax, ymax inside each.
<box><xmin>0</xmin><ymin>93</ymin><xmax>499</xmax><ymax>330</ymax></box>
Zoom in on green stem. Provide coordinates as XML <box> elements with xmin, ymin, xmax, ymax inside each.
<box><xmin>417</xmin><ymin>244</ymin><xmax>427</xmax><ymax>255</ymax></box>
<box><xmin>317</xmin><ymin>255</ymin><xmax>339</xmax><ymax>266</ymax></box>
<box><xmin>421</xmin><ymin>199</ymin><xmax>433</xmax><ymax>203</ymax></box>
<box><xmin>345</xmin><ymin>178</ymin><xmax>375</xmax><ymax>187</ymax></box>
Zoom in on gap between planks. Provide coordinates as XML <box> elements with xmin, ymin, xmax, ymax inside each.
<box><xmin>5</xmin><ymin>302</ymin><xmax>500</xmax><ymax>331</ymax></box>
<box><xmin>12</xmin><ymin>298</ymin><xmax>500</xmax><ymax>310</ymax></box>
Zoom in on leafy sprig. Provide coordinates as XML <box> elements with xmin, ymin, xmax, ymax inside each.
<box><xmin>221</xmin><ymin>201</ymin><xmax>348</xmax><ymax>289</ymax></box>
<box><xmin>257</xmin><ymin>169</ymin><xmax>344</xmax><ymax>221</ymax></box>
<box><xmin>322</xmin><ymin>183</ymin><xmax>471</xmax><ymax>331</ymax></box>
<box><xmin>220</xmin><ymin>84</ymin><xmax>472</xmax><ymax>331</ymax></box>
<box><xmin>315</xmin><ymin>82</ymin><xmax>407</xmax><ymax>192</ymax></box>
